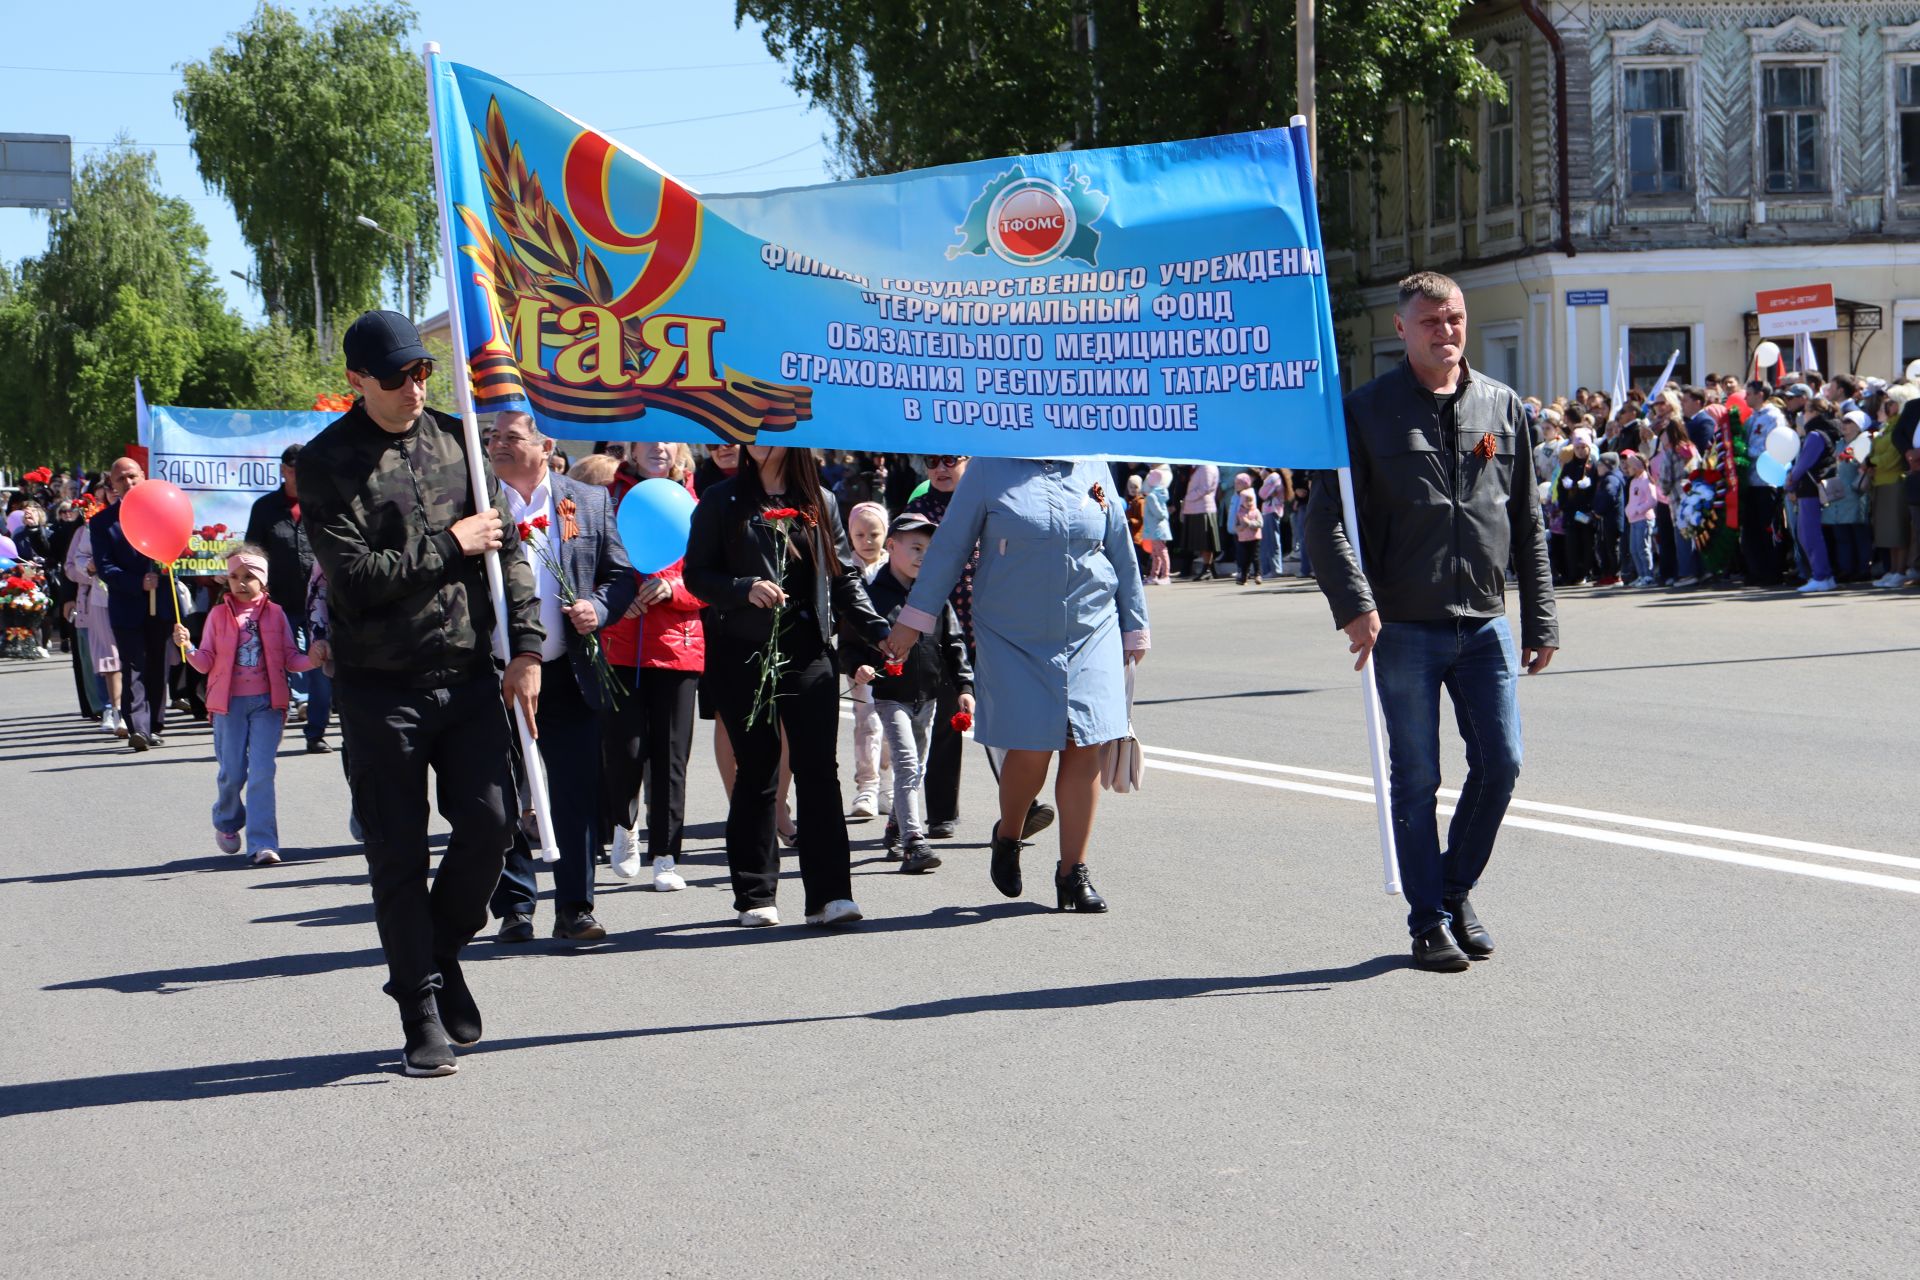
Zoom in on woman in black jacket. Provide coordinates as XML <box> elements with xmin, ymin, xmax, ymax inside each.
<box><xmin>684</xmin><ymin>445</ymin><xmax>891</xmax><ymax>927</ymax></box>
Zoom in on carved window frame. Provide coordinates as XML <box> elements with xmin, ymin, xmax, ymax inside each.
<box><xmin>1478</xmin><ymin>39</ymin><xmax>1522</xmax><ymax>253</ymax></box>
<box><xmin>1747</xmin><ymin>18</ymin><xmax>1845</xmax><ymax>212</ymax></box>
<box><xmin>1609</xmin><ymin>20</ymin><xmax>1705</xmax><ymax>218</ymax></box>
<box><xmin>1882</xmin><ymin>23</ymin><xmax>1920</xmax><ymax>210</ymax></box>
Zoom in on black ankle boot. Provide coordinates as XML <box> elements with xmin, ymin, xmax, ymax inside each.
<box><xmin>988</xmin><ymin>821</ymin><xmax>1023</xmax><ymax>898</ymax></box>
<box><xmin>1054</xmin><ymin>862</ymin><xmax>1108</xmax><ymax>913</ymax></box>
<box><xmin>398</xmin><ymin>995</ymin><xmax>457</xmax><ymax>1077</ymax></box>
<box><xmin>1442</xmin><ymin>896</ymin><xmax>1494</xmax><ymax>957</ymax></box>
<box><xmin>435</xmin><ymin>956</ymin><xmax>482</xmax><ymax>1047</ymax></box>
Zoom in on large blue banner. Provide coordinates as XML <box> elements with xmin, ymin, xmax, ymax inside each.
<box><xmin>429</xmin><ymin>55</ymin><xmax>1347</xmax><ymax>468</ymax></box>
<box><xmin>146</xmin><ymin>406</ymin><xmax>328</xmax><ymax>572</ymax></box>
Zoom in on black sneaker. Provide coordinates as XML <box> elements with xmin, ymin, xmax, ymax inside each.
<box><xmin>401</xmin><ymin>1014</ymin><xmax>458</xmax><ymax>1077</ymax></box>
<box><xmin>900</xmin><ymin>840</ymin><xmax>942</xmax><ymax>874</ymax></box>
<box><xmin>435</xmin><ymin>957</ymin><xmax>482</xmax><ymax>1047</ymax></box>
<box><xmin>882</xmin><ymin>820</ymin><xmax>902</xmax><ymax>860</ymax></box>
<box><xmin>553</xmin><ymin>909</ymin><xmax>607</xmax><ymax>941</ymax></box>
<box><xmin>1411</xmin><ymin>924</ymin><xmax>1471</xmax><ymax>972</ymax></box>
<box><xmin>496</xmin><ymin>912</ymin><xmax>535</xmax><ymax>944</ymax></box>
<box><xmin>1442</xmin><ymin>896</ymin><xmax>1494</xmax><ymax>957</ymax></box>
<box><xmin>926</xmin><ymin>820</ymin><xmax>957</xmax><ymax>840</ymax></box>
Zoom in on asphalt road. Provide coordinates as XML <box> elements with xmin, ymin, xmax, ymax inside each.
<box><xmin>4</xmin><ymin>577</ymin><xmax>1916</xmax><ymax>1278</ymax></box>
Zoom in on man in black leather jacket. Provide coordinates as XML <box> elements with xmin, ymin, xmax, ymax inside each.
<box><xmin>1304</xmin><ymin>271</ymin><xmax>1558</xmax><ymax>973</ymax></box>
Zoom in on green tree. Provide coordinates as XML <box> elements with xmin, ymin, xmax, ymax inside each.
<box><xmin>736</xmin><ymin>0</ymin><xmax>1500</xmax><ymax>234</ymax></box>
<box><xmin>177</xmin><ymin>1</ymin><xmax>436</xmax><ymax>357</ymax></box>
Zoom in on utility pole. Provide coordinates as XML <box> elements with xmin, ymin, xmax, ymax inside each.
<box><xmin>354</xmin><ymin>214</ymin><xmax>417</xmax><ymax>319</ymax></box>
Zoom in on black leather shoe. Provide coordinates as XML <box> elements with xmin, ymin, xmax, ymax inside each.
<box><xmin>496</xmin><ymin>912</ymin><xmax>535</xmax><ymax>944</ymax></box>
<box><xmin>305</xmin><ymin>738</ymin><xmax>332</xmax><ymax>754</ymax></box>
<box><xmin>553</xmin><ymin>909</ymin><xmax>607</xmax><ymax>941</ymax></box>
<box><xmin>1021</xmin><ymin>801</ymin><xmax>1056</xmax><ymax>840</ymax></box>
<box><xmin>435</xmin><ymin>958</ymin><xmax>482</xmax><ymax>1047</ymax></box>
<box><xmin>926</xmin><ymin>820</ymin><xmax>956</xmax><ymax>839</ymax></box>
<box><xmin>128</xmin><ymin>732</ymin><xmax>151</xmax><ymax>753</ymax></box>
<box><xmin>1411</xmin><ymin>924</ymin><xmax>1471</xmax><ymax>972</ymax></box>
<box><xmin>988</xmin><ymin>821</ymin><xmax>1023</xmax><ymax>898</ymax></box>
<box><xmin>1443</xmin><ymin>896</ymin><xmax>1494</xmax><ymax>957</ymax></box>
<box><xmin>1054</xmin><ymin>862</ymin><xmax>1108</xmax><ymax>913</ymax></box>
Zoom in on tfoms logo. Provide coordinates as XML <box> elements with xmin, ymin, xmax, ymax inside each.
<box><xmin>947</xmin><ymin>165</ymin><xmax>1107</xmax><ymax>267</ymax></box>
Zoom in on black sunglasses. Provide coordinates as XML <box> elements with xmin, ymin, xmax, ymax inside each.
<box><xmin>924</xmin><ymin>455</ymin><xmax>968</xmax><ymax>468</ymax></box>
<box><xmin>363</xmin><ymin>359</ymin><xmax>434</xmax><ymax>392</ymax></box>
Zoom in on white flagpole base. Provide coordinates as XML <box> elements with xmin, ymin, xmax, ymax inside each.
<box><xmin>1334</xmin><ymin>465</ymin><xmax>1402</xmax><ymax>897</ymax></box>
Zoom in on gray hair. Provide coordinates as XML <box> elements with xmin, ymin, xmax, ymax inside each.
<box><xmin>1397</xmin><ymin>271</ymin><xmax>1461</xmax><ymax>310</ymax></box>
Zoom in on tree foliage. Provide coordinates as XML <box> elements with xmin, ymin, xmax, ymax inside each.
<box><xmin>176</xmin><ymin>1</ymin><xmax>436</xmax><ymax>356</ymax></box>
<box><xmin>736</xmin><ymin>0</ymin><xmax>1501</xmax><ymax>231</ymax></box>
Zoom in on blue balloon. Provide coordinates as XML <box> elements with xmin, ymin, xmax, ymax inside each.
<box><xmin>1754</xmin><ymin>452</ymin><xmax>1789</xmax><ymax>488</ymax></box>
<box><xmin>616</xmin><ymin>477</ymin><xmax>697</xmax><ymax>573</ymax></box>
<box><xmin>0</xmin><ymin>558</ymin><xmax>14</xmax><ymax>573</ymax></box>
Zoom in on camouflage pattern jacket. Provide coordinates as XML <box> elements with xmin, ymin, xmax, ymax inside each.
<box><xmin>297</xmin><ymin>403</ymin><xmax>543</xmax><ymax>687</ymax></box>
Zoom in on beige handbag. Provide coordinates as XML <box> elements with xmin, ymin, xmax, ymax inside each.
<box><xmin>1101</xmin><ymin>663</ymin><xmax>1145</xmax><ymax>793</ymax></box>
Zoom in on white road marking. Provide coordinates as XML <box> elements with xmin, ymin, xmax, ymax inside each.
<box><xmin>839</xmin><ymin>706</ymin><xmax>1919</xmax><ymax>896</ymax></box>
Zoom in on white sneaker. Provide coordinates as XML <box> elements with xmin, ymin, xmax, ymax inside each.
<box><xmin>250</xmin><ymin>849</ymin><xmax>281</xmax><ymax>865</ymax></box>
<box><xmin>349</xmin><ymin>812</ymin><xmax>365</xmax><ymax>842</ymax></box>
<box><xmin>877</xmin><ymin>785</ymin><xmax>892</xmax><ymax>816</ymax></box>
<box><xmin>651</xmin><ymin>855</ymin><xmax>686</xmax><ymax>892</ymax></box>
<box><xmin>1798</xmin><ymin>578</ymin><xmax>1837</xmax><ymax>593</ymax></box>
<box><xmin>805</xmin><ymin>898</ymin><xmax>863</xmax><ymax>926</ymax></box>
<box><xmin>850</xmin><ymin>790</ymin><xmax>878</xmax><ymax>819</ymax></box>
<box><xmin>610</xmin><ymin>825</ymin><xmax>642</xmax><ymax>879</ymax></box>
<box><xmin>215</xmin><ymin>830</ymin><xmax>242</xmax><ymax>854</ymax></box>
<box><xmin>1673</xmin><ymin>576</ymin><xmax>1699</xmax><ymax>588</ymax></box>
<box><xmin>737</xmin><ymin>906</ymin><xmax>780</xmax><ymax>927</ymax></box>
<box><xmin>101</xmin><ymin>707</ymin><xmax>119</xmax><ymax>736</ymax></box>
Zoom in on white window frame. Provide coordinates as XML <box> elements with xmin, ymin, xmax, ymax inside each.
<box><xmin>1426</xmin><ymin>109</ymin><xmax>1462</xmax><ymax>250</ymax></box>
<box><xmin>1882</xmin><ymin>24</ymin><xmax>1920</xmax><ymax>210</ymax></box>
<box><xmin>1477</xmin><ymin>45</ymin><xmax>1521</xmax><ymax>250</ymax></box>
<box><xmin>1371</xmin><ymin>338</ymin><xmax>1407</xmax><ymax>380</ymax></box>
<box><xmin>1609</xmin><ymin>21</ymin><xmax>1705</xmax><ymax>219</ymax></box>
<box><xmin>1892</xmin><ymin>298</ymin><xmax>1920</xmax><ymax>372</ymax></box>
<box><xmin>1478</xmin><ymin>319</ymin><xmax>1525</xmax><ymax>392</ymax></box>
<box><xmin>1747</xmin><ymin>18</ymin><xmax>1845</xmax><ymax>214</ymax></box>
<box><xmin>1369</xmin><ymin>106</ymin><xmax>1410</xmax><ymax>275</ymax></box>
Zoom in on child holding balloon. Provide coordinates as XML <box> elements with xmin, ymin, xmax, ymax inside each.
<box><xmin>172</xmin><ymin>545</ymin><xmax>314</xmax><ymax>865</ymax></box>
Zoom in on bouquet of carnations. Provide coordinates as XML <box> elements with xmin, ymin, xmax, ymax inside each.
<box><xmin>747</xmin><ymin>506</ymin><xmax>814</xmax><ymax>729</ymax></box>
<box><xmin>517</xmin><ymin>505</ymin><xmax>622</xmax><ymax>706</ymax></box>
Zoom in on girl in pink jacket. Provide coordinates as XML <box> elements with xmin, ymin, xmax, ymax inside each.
<box><xmin>172</xmin><ymin>545</ymin><xmax>313</xmax><ymax>864</ymax></box>
<box><xmin>1621</xmin><ymin>452</ymin><xmax>1659</xmax><ymax>588</ymax></box>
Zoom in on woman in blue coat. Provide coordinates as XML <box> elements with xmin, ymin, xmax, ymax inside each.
<box><xmin>880</xmin><ymin>456</ymin><xmax>1149</xmax><ymax>912</ymax></box>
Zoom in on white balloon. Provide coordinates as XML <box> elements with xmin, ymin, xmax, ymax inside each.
<box><xmin>1754</xmin><ymin>341</ymin><xmax>1781</xmax><ymax>369</ymax></box>
<box><xmin>1765</xmin><ymin>424</ymin><xmax>1799</xmax><ymax>464</ymax></box>
<box><xmin>1852</xmin><ymin>434</ymin><xmax>1874</xmax><ymax>463</ymax></box>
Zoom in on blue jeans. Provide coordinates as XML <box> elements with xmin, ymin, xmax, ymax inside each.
<box><xmin>1627</xmin><ymin>519</ymin><xmax>1655</xmax><ymax>583</ymax></box>
<box><xmin>1371</xmin><ymin>616</ymin><xmax>1524</xmax><ymax>938</ymax></box>
<box><xmin>212</xmin><ymin>692</ymin><xmax>284</xmax><ymax>853</ymax></box>
<box><xmin>286</xmin><ymin>611</ymin><xmax>332</xmax><ymax>744</ymax></box>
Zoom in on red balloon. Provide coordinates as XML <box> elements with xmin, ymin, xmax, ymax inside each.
<box><xmin>119</xmin><ymin>479</ymin><xmax>195</xmax><ymax>563</ymax></box>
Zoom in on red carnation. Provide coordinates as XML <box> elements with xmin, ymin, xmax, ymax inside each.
<box><xmin>214</xmin><ymin>524</ymin><xmax>227</xmax><ymax>535</ymax></box>
<box><xmin>764</xmin><ymin>507</ymin><xmax>800</xmax><ymax>521</ymax></box>
<box><xmin>24</xmin><ymin>467</ymin><xmax>52</xmax><ymax>485</ymax></box>
<box><xmin>950</xmin><ymin>711</ymin><xmax>973</xmax><ymax>733</ymax></box>
<box><xmin>883</xmin><ymin>660</ymin><xmax>904</xmax><ymax>677</ymax></box>
<box><xmin>516</xmin><ymin>521</ymin><xmax>534</xmax><ymax>542</ymax></box>
<box><xmin>531</xmin><ymin>514</ymin><xmax>550</xmax><ymax>532</ymax></box>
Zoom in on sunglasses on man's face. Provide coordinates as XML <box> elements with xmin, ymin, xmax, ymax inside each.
<box><xmin>365</xmin><ymin>359</ymin><xmax>434</xmax><ymax>392</ymax></box>
<box><xmin>924</xmin><ymin>455</ymin><xmax>968</xmax><ymax>468</ymax></box>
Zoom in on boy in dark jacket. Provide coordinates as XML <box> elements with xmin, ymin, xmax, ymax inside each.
<box><xmin>854</xmin><ymin>512</ymin><xmax>974</xmax><ymax>873</ymax></box>
<box><xmin>1592</xmin><ymin>451</ymin><xmax>1627</xmax><ymax>585</ymax></box>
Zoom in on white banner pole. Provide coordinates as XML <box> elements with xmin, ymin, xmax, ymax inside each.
<box><xmin>1334</xmin><ymin>465</ymin><xmax>1401</xmax><ymax>897</ymax></box>
<box><xmin>422</xmin><ymin>41</ymin><xmax>560</xmax><ymax>864</ymax></box>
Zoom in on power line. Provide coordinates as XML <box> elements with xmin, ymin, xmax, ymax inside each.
<box><xmin>1</xmin><ymin>59</ymin><xmax>775</xmax><ymax>78</ymax></box>
<box><xmin>608</xmin><ymin>103</ymin><xmax>800</xmax><ymax>131</ymax></box>
<box><xmin>680</xmin><ymin>140</ymin><xmax>823</xmax><ymax>178</ymax></box>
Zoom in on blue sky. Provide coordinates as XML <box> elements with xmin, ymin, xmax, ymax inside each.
<box><xmin>0</xmin><ymin>1</ymin><xmax>836</xmax><ymax>322</ymax></box>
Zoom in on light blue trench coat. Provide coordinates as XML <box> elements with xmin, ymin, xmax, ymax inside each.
<box><xmin>901</xmin><ymin>458</ymin><xmax>1150</xmax><ymax>750</ymax></box>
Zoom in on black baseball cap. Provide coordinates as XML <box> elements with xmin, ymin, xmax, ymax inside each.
<box><xmin>888</xmin><ymin>512</ymin><xmax>937</xmax><ymax>537</ymax></box>
<box><xmin>343</xmin><ymin>310</ymin><xmax>431</xmax><ymax>378</ymax></box>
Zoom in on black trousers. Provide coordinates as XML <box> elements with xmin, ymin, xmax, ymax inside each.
<box><xmin>1596</xmin><ymin>518</ymin><xmax>1620</xmax><ymax>580</ymax></box>
<box><xmin>923</xmin><ymin>677</ymin><xmax>963</xmax><ymax>826</ymax></box>
<box><xmin>112</xmin><ymin>611</ymin><xmax>173</xmax><ymax>739</ymax></box>
<box><xmin>711</xmin><ymin>634</ymin><xmax>853</xmax><ymax>914</ymax></box>
<box><xmin>600</xmin><ymin>664</ymin><xmax>697</xmax><ymax>864</ymax></box>
<box><xmin>1740</xmin><ymin>486</ymin><xmax>1783</xmax><ymax>585</ymax></box>
<box><xmin>335</xmin><ymin>671</ymin><xmax>515</xmax><ymax>1003</ymax></box>
<box><xmin>1565</xmin><ymin>519</ymin><xmax>1595</xmax><ymax>583</ymax></box>
<box><xmin>492</xmin><ymin>657</ymin><xmax>604</xmax><ymax>918</ymax></box>
<box><xmin>63</xmin><ymin>616</ymin><xmax>96</xmax><ymax>716</ymax></box>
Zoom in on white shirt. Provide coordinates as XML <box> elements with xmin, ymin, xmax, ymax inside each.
<box><xmin>503</xmin><ymin>476</ymin><xmax>568</xmax><ymax>661</ymax></box>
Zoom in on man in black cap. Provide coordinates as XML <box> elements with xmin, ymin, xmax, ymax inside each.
<box><xmin>245</xmin><ymin>442</ymin><xmax>331</xmax><ymax>751</ymax></box>
<box><xmin>298</xmin><ymin>310</ymin><xmax>544</xmax><ymax>1078</ymax></box>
